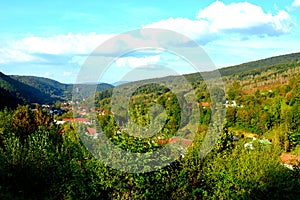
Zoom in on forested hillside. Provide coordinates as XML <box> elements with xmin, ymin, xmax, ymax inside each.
<box><xmin>0</xmin><ymin>72</ymin><xmax>55</xmax><ymax>105</ymax></box>
<box><xmin>1</xmin><ymin>52</ymin><xmax>300</xmax><ymax>199</ymax></box>
<box><xmin>0</xmin><ymin>87</ymin><xmax>23</xmax><ymax>109</ymax></box>
<box><xmin>10</xmin><ymin>75</ymin><xmax>72</xmax><ymax>100</ymax></box>
<box><xmin>0</xmin><ymin>72</ymin><xmax>114</xmax><ymax>107</ymax></box>
<box><xmin>11</xmin><ymin>75</ymin><xmax>114</xmax><ymax>101</ymax></box>
<box><xmin>142</xmin><ymin>53</ymin><xmax>300</xmax><ymax>87</ymax></box>
<box><xmin>219</xmin><ymin>52</ymin><xmax>300</xmax><ymax>76</ymax></box>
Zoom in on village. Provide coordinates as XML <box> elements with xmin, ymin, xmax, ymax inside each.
<box><xmin>40</xmin><ymin>99</ymin><xmax>300</xmax><ymax>171</ymax></box>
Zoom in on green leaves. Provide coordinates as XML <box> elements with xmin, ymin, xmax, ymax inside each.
<box><xmin>10</xmin><ymin>106</ymin><xmax>57</xmax><ymax>145</ymax></box>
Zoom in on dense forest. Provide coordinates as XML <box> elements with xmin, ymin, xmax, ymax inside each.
<box><xmin>1</xmin><ymin>53</ymin><xmax>300</xmax><ymax>199</ymax></box>
<box><xmin>0</xmin><ymin>72</ymin><xmax>113</xmax><ymax>106</ymax></box>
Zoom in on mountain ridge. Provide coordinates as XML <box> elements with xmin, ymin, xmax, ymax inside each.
<box><xmin>1</xmin><ymin>51</ymin><xmax>300</xmax><ymax>109</ymax></box>
<box><xmin>0</xmin><ymin>72</ymin><xmax>114</xmax><ymax>108</ymax></box>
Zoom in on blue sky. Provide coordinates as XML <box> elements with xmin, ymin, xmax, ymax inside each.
<box><xmin>0</xmin><ymin>0</ymin><xmax>300</xmax><ymax>83</ymax></box>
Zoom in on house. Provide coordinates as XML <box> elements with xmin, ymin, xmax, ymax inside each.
<box><xmin>156</xmin><ymin>137</ymin><xmax>193</xmax><ymax>158</ymax></box>
<box><xmin>86</xmin><ymin>126</ymin><xmax>99</xmax><ymax>138</ymax></box>
<box><xmin>54</xmin><ymin>120</ymin><xmax>66</xmax><ymax>125</ymax></box>
<box><xmin>117</xmin><ymin>128</ymin><xmax>126</xmax><ymax>134</ymax></box>
<box><xmin>224</xmin><ymin>100</ymin><xmax>237</xmax><ymax>108</ymax></box>
<box><xmin>100</xmin><ymin>110</ymin><xmax>107</xmax><ymax>116</ymax></box>
<box><xmin>156</xmin><ymin>137</ymin><xmax>193</xmax><ymax>146</ymax></box>
<box><xmin>62</xmin><ymin>118</ymin><xmax>91</xmax><ymax>124</ymax></box>
<box><xmin>232</xmin><ymin>135</ymin><xmax>239</xmax><ymax>141</ymax></box>
<box><xmin>168</xmin><ymin>137</ymin><xmax>193</xmax><ymax>146</ymax></box>
<box><xmin>244</xmin><ymin>137</ymin><xmax>271</xmax><ymax>150</ymax></box>
<box><xmin>244</xmin><ymin>142</ymin><xmax>254</xmax><ymax>149</ymax></box>
<box><xmin>87</xmin><ymin>126</ymin><xmax>96</xmax><ymax>135</ymax></box>
<box><xmin>280</xmin><ymin>153</ymin><xmax>300</xmax><ymax>170</ymax></box>
<box><xmin>201</xmin><ymin>102</ymin><xmax>211</xmax><ymax>108</ymax></box>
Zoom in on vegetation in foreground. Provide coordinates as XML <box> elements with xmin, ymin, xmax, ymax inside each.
<box><xmin>0</xmin><ymin>107</ymin><xmax>299</xmax><ymax>200</ymax></box>
<box><xmin>1</xmin><ymin>54</ymin><xmax>300</xmax><ymax>199</ymax></box>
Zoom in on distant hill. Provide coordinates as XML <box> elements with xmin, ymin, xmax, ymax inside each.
<box><xmin>0</xmin><ymin>72</ymin><xmax>55</xmax><ymax>105</ymax></box>
<box><xmin>11</xmin><ymin>75</ymin><xmax>114</xmax><ymax>101</ymax></box>
<box><xmin>218</xmin><ymin>52</ymin><xmax>300</xmax><ymax>77</ymax></box>
<box><xmin>112</xmin><ymin>81</ymin><xmax>131</xmax><ymax>86</ymax></box>
<box><xmin>10</xmin><ymin>75</ymin><xmax>72</xmax><ymax>100</ymax></box>
<box><xmin>2</xmin><ymin>52</ymin><xmax>300</xmax><ymax>109</ymax></box>
<box><xmin>72</xmin><ymin>83</ymin><xmax>114</xmax><ymax>101</ymax></box>
<box><xmin>0</xmin><ymin>72</ymin><xmax>114</xmax><ymax>108</ymax></box>
<box><xmin>183</xmin><ymin>52</ymin><xmax>300</xmax><ymax>81</ymax></box>
<box><xmin>10</xmin><ymin>75</ymin><xmax>113</xmax><ymax>101</ymax></box>
<box><xmin>216</xmin><ymin>52</ymin><xmax>300</xmax><ymax>93</ymax></box>
<box><xmin>103</xmin><ymin>52</ymin><xmax>300</xmax><ymax>102</ymax></box>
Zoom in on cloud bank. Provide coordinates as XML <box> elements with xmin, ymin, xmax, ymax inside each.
<box><xmin>292</xmin><ymin>0</ymin><xmax>300</xmax><ymax>9</ymax></box>
<box><xmin>0</xmin><ymin>1</ymin><xmax>298</xmax><ymax>83</ymax></box>
<box><xmin>144</xmin><ymin>1</ymin><xmax>294</xmax><ymax>42</ymax></box>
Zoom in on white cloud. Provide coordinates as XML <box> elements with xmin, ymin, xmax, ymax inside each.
<box><xmin>68</xmin><ymin>55</ymin><xmax>87</xmax><ymax>65</ymax></box>
<box><xmin>196</xmin><ymin>1</ymin><xmax>293</xmax><ymax>35</ymax></box>
<box><xmin>63</xmin><ymin>71</ymin><xmax>73</xmax><ymax>77</ymax></box>
<box><xmin>0</xmin><ymin>48</ymin><xmax>40</xmax><ymax>64</ymax></box>
<box><xmin>292</xmin><ymin>0</ymin><xmax>300</xmax><ymax>8</ymax></box>
<box><xmin>0</xmin><ymin>1</ymin><xmax>298</xmax><ymax>85</ymax></box>
<box><xmin>11</xmin><ymin>32</ymin><xmax>114</xmax><ymax>55</ymax></box>
<box><xmin>204</xmin><ymin>34</ymin><xmax>300</xmax><ymax>68</ymax></box>
<box><xmin>144</xmin><ymin>17</ymin><xmax>211</xmax><ymax>41</ymax></box>
<box><xmin>144</xmin><ymin>1</ymin><xmax>294</xmax><ymax>43</ymax></box>
<box><xmin>115</xmin><ymin>55</ymin><xmax>161</xmax><ymax>68</ymax></box>
<box><xmin>2</xmin><ymin>32</ymin><xmax>162</xmax><ymax>66</ymax></box>
<box><xmin>45</xmin><ymin>71</ymin><xmax>51</xmax><ymax>77</ymax></box>
<box><xmin>0</xmin><ymin>33</ymin><xmax>114</xmax><ymax>65</ymax></box>
<box><xmin>2</xmin><ymin>1</ymin><xmax>293</xmax><ymax>67</ymax></box>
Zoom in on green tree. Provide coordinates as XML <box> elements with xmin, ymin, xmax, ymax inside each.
<box><xmin>11</xmin><ymin>105</ymin><xmax>54</xmax><ymax>141</ymax></box>
<box><xmin>288</xmin><ymin>101</ymin><xmax>300</xmax><ymax>132</ymax></box>
<box><xmin>11</xmin><ymin>105</ymin><xmax>37</xmax><ymax>141</ymax></box>
<box><xmin>215</xmin><ymin>120</ymin><xmax>234</xmax><ymax>153</ymax></box>
<box><xmin>226</xmin><ymin>107</ymin><xmax>237</xmax><ymax>126</ymax></box>
<box><xmin>227</xmin><ymin>81</ymin><xmax>244</xmax><ymax>103</ymax></box>
<box><xmin>288</xmin><ymin>74</ymin><xmax>300</xmax><ymax>105</ymax></box>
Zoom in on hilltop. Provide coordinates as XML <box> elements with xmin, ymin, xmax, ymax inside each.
<box><xmin>0</xmin><ymin>72</ymin><xmax>113</xmax><ymax>108</ymax></box>
<box><xmin>1</xmin><ymin>52</ymin><xmax>300</xmax><ymax>109</ymax></box>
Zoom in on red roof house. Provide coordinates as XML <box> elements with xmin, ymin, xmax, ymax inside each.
<box><xmin>87</xmin><ymin>127</ymin><xmax>97</xmax><ymax>135</ymax></box>
<box><xmin>62</xmin><ymin>118</ymin><xmax>90</xmax><ymax>124</ymax></box>
<box><xmin>201</xmin><ymin>102</ymin><xmax>211</xmax><ymax>107</ymax></box>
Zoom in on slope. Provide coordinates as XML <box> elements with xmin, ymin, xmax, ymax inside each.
<box><xmin>8</xmin><ymin>74</ymin><xmax>114</xmax><ymax>102</ymax></box>
<box><xmin>0</xmin><ymin>72</ymin><xmax>55</xmax><ymax>104</ymax></box>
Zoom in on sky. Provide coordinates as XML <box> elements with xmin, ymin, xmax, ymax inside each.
<box><xmin>0</xmin><ymin>0</ymin><xmax>300</xmax><ymax>83</ymax></box>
